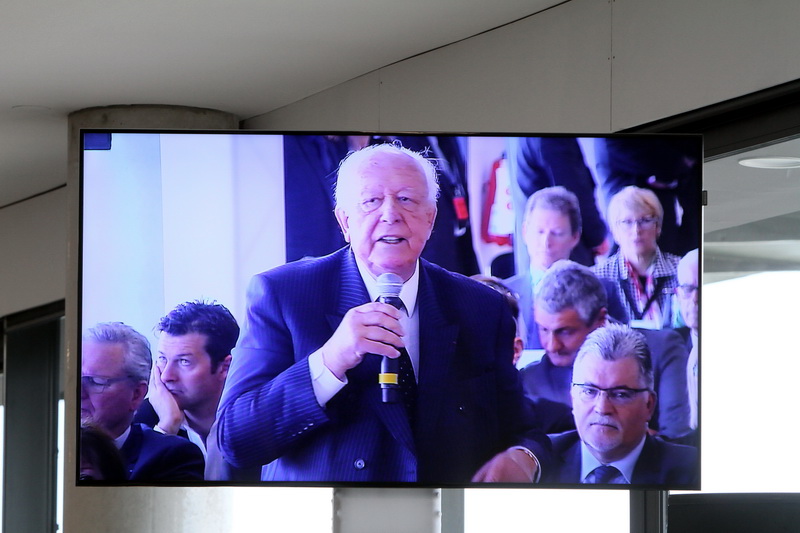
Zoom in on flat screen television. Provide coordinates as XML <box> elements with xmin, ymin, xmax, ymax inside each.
<box><xmin>78</xmin><ymin>130</ymin><xmax>702</xmax><ymax>489</ymax></box>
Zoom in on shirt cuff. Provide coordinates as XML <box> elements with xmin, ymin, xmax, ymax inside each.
<box><xmin>510</xmin><ymin>446</ymin><xmax>542</xmax><ymax>483</ymax></box>
<box><xmin>308</xmin><ymin>348</ymin><xmax>347</xmax><ymax>407</ymax></box>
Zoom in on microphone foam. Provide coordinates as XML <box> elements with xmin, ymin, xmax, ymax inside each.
<box><xmin>376</xmin><ymin>272</ymin><xmax>403</xmax><ymax>298</ymax></box>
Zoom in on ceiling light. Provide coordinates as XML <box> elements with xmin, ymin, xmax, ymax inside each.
<box><xmin>738</xmin><ymin>157</ymin><xmax>800</xmax><ymax>169</ymax></box>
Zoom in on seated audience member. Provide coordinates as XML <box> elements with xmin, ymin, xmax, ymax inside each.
<box><xmin>133</xmin><ymin>300</ymin><xmax>259</xmax><ymax>480</ymax></box>
<box><xmin>676</xmin><ymin>249</ymin><xmax>699</xmax><ymax>432</ymax></box>
<box><xmin>471</xmin><ymin>275</ymin><xmax>525</xmax><ymax>366</ymax></box>
<box><xmin>544</xmin><ymin>323</ymin><xmax>697</xmax><ymax>486</ymax></box>
<box><xmin>507</xmin><ymin>137</ymin><xmax>609</xmax><ymax>277</ymax></box>
<box><xmin>522</xmin><ymin>260</ymin><xmax>690</xmax><ymax>438</ymax></box>
<box><xmin>504</xmin><ymin>186</ymin><xmax>583</xmax><ymax>349</ymax></box>
<box><xmin>593</xmin><ymin>186</ymin><xmax>680</xmax><ymax>329</ymax></box>
<box><xmin>592</xmin><ymin>136</ymin><xmax>701</xmax><ymax>258</ymax></box>
<box><xmin>82</xmin><ymin>322</ymin><xmax>204</xmax><ymax>481</ymax></box>
<box><xmin>79</xmin><ymin>425</ymin><xmax>128</xmax><ymax>482</ymax></box>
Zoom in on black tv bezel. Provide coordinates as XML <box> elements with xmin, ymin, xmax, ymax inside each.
<box><xmin>76</xmin><ymin>129</ymin><xmax>702</xmax><ymax>490</ymax></box>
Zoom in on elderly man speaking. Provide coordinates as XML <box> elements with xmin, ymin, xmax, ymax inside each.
<box><xmin>215</xmin><ymin>142</ymin><xmax>550</xmax><ymax>484</ymax></box>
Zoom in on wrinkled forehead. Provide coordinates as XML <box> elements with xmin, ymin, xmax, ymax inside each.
<box><xmin>356</xmin><ymin>152</ymin><xmax>427</xmax><ymax>187</ymax></box>
<box><xmin>338</xmin><ymin>150</ymin><xmax>430</xmax><ymax>202</ymax></box>
<box><xmin>82</xmin><ymin>341</ymin><xmax>125</xmax><ymax>371</ymax></box>
<box><xmin>573</xmin><ymin>352</ymin><xmax>642</xmax><ymax>387</ymax></box>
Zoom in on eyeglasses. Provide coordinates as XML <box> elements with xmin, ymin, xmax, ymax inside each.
<box><xmin>81</xmin><ymin>375</ymin><xmax>131</xmax><ymax>393</ymax></box>
<box><xmin>616</xmin><ymin>216</ymin><xmax>657</xmax><ymax>230</ymax></box>
<box><xmin>677</xmin><ymin>284</ymin><xmax>699</xmax><ymax>296</ymax></box>
<box><xmin>571</xmin><ymin>383</ymin><xmax>650</xmax><ymax>405</ymax></box>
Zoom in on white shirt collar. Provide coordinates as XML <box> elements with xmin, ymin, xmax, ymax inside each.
<box><xmin>354</xmin><ymin>257</ymin><xmax>420</xmax><ymax>316</ymax></box>
<box><xmin>113</xmin><ymin>425</ymin><xmax>132</xmax><ymax>449</ymax></box>
<box><xmin>181</xmin><ymin>421</ymin><xmax>207</xmax><ymax>458</ymax></box>
<box><xmin>579</xmin><ymin>433</ymin><xmax>647</xmax><ymax>484</ymax></box>
<box><xmin>529</xmin><ymin>268</ymin><xmax>546</xmax><ymax>289</ymax></box>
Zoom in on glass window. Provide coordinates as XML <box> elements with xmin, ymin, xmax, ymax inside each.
<box><xmin>675</xmin><ymin>133</ymin><xmax>800</xmax><ymax>494</ymax></box>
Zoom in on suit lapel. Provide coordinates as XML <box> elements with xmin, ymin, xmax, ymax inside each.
<box><xmin>120</xmin><ymin>423</ymin><xmax>143</xmax><ymax>473</ymax></box>
<box><xmin>415</xmin><ymin>264</ymin><xmax>459</xmax><ymax>442</ymax></box>
<box><xmin>552</xmin><ymin>433</ymin><xmax>584</xmax><ymax>483</ymax></box>
<box><xmin>326</xmin><ymin>249</ymin><xmax>416</xmax><ymax>454</ymax></box>
<box><xmin>631</xmin><ymin>435</ymin><xmax>660</xmax><ymax>484</ymax></box>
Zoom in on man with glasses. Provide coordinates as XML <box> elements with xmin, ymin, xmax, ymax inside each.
<box><xmin>522</xmin><ymin>260</ymin><xmax>690</xmax><ymax>438</ymax></box>
<box><xmin>544</xmin><ymin>323</ymin><xmax>697</xmax><ymax>485</ymax></box>
<box><xmin>81</xmin><ymin>322</ymin><xmax>204</xmax><ymax>481</ymax></box>
<box><xmin>676</xmin><ymin>249</ymin><xmax>699</xmax><ymax>433</ymax></box>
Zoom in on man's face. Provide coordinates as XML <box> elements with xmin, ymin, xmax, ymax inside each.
<box><xmin>335</xmin><ymin>151</ymin><xmax>437</xmax><ymax>281</ymax></box>
<box><xmin>156</xmin><ymin>332</ymin><xmax>229</xmax><ymax>414</ymax></box>
<box><xmin>534</xmin><ymin>304</ymin><xmax>604</xmax><ymax>367</ymax></box>
<box><xmin>523</xmin><ymin>207</ymin><xmax>580</xmax><ymax>271</ymax></box>
<box><xmin>571</xmin><ymin>352</ymin><xmax>655</xmax><ymax>463</ymax></box>
<box><xmin>677</xmin><ymin>260</ymin><xmax>699</xmax><ymax>331</ymax></box>
<box><xmin>81</xmin><ymin>341</ymin><xmax>145</xmax><ymax>438</ymax></box>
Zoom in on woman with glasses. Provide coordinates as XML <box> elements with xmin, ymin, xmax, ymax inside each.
<box><xmin>592</xmin><ymin>186</ymin><xmax>680</xmax><ymax>329</ymax></box>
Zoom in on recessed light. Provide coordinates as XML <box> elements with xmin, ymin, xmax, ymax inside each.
<box><xmin>738</xmin><ymin>157</ymin><xmax>800</xmax><ymax>169</ymax></box>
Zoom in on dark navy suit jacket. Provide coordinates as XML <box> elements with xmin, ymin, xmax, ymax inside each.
<box><xmin>543</xmin><ymin>430</ymin><xmax>698</xmax><ymax>487</ymax></box>
<box><xmin>518</xmin><ymin>327</ymin><xmax>690</xmax><ymax>439</ymax></box>
<box><xmin>215</xmin><ymin>247</ymin><xmax>550</xmax><ymax>483</ymax></box>
<box><xmin>120</xmin><ymin>423</ymin><xmax>205</xmax><ymax>482</ymax></box>
<box><xmin>134</xmin><ymin>399</ymin><xmax>261</xmax><ymax>482</ymax></box>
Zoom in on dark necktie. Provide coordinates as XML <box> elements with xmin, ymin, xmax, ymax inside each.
<box><xmin>380</xmin><ymin>295</ymin><xmax>418</xmax><ymax>427</ymax></box>
<box><xmin>590</xmin><ymin>465</ymin><xmax>622</xmax><ymax>484</ymax></box>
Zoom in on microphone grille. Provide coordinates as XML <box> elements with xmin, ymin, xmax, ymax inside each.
<box><xmin>376</xmin><ymin>272</ymin><xmax>403</xmax><ymax>298</ymax></box>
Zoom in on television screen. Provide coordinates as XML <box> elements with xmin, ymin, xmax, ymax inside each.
<box><xmin>78</xmin><ymin>131</ymin><xmax>701</xmax><ymax>489</ymax></box>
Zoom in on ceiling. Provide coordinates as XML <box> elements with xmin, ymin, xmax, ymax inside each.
<box><xmin>0</xmin><ymin>0</ymin><xmax>564</xmax><ymax>208</ymax></box>
<box><xmin>3</xmin><ymin>0</ymin><xmax>798</xmax><ymax>282</ymax></box>
<box><xmin>704</xmin><ymin>136</ymin><xmax>800</xmax><ymax>282</ymax></box>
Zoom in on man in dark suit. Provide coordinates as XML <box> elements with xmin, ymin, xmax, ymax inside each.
<box><xmin>215</xmin><ymin>143</ymin><xmax>549</xmax><ymax>483</ymax></box>
<box><xmin>284</xmin><ymin>134</ymin><xmax>479</xmax><ymax>276</ymax></box>
<box><xmin>504</xmin><ymin>186</ymin><xmax>583</xmax><ymax>350</ymax></box>
<box><xmin>507</xmin><ymin>137</ymin><xmax>609</xmax><ymax>277</ymax></box>
<box><xmin>520</xmin><ymin>260</ymin><xmax>690</xmax><ymax>439</ymax></box>
<box><xmin>544</xmin><ymin>323</ymin><xmax>697</xmax><ymax>486</ymax></box>
<box><xmin>132</xmin><ymin>300</ymin><xmax>260</xmax><ymax>480</ymax></box>
<box><xmin>81</xmin><ymin>322</ymin><xmax>204</xmax><ymax>481</ymax></box>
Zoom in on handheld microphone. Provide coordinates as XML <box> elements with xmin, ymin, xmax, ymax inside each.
<box><xmin>376</xmin><ymin>272</ymin><xmax>404</xmax><ymax>403</ymax></box>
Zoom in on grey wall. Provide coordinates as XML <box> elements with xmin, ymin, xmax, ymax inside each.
<box><xmin>0</xmin><ymin>0</ymin><xmax>793</xmax><ymax>531</ymax></box>
<box><xmin>248</xmin><ymin>0</ymin><xmax>800</xmax><ymax>133</ymax></box>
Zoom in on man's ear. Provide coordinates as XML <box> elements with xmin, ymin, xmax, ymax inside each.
<box><xmin>590</xmin><ymin>308</ymin><xmax>608</xmax><ymax>331</ymax></box>
<box><xmin>569</xmin><ymin>231</ymin><xmax>581</xmax><ymax>250</ymax></box>
<box><xmin>218</xmin><ymin>354</ymin><xmax>232</xmax><ymax>380</ymax></box>
<box><xmin>512</xmin><ymin>336</ymin><xmax>524</xmax><ymax>366</ymax></box>
<box><xmin>334</xmin><ymin>207</ymin><xmax>351</xmax><ymax>243</ymax></box>
<box><xmin>645</xmin><ymin>390</ymin><xmax>657</xmax><ymax>420</ymax></box>
<box><xmin>131</xmin><ymin>381</ymin><xmax>148</xmax><ymax>411</ymax></box>
<box><xmin>424</xmin><ymin>205</ymin><xmax>438</xmax><ymax>238</ymax></box>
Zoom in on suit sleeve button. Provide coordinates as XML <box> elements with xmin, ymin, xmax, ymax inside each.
<box><xmin>354</xmin><ymin>459</ymin><xmax>366</xmax><ymax>470</ymax></box>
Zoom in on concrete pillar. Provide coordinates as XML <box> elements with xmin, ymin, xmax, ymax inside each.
<box><xmin>64</xmin><ymin>106</ymin><xmax>238</xmax><ymax>533</ymax></box>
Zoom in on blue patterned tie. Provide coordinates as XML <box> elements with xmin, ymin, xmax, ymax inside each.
<box><xmin>591</xmin><ymin>465</ymin><xmax>621</xmax><ymax>484</ymax></box>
